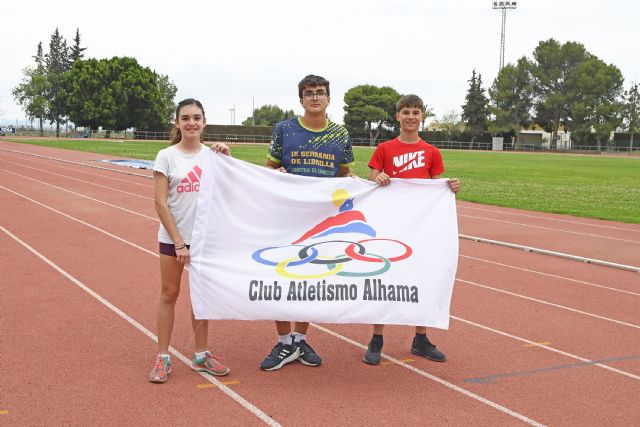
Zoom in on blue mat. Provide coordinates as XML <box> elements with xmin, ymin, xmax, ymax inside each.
<box><xmin>96</xmin><ymin>159</ymin><xmax>154</xmax><ymax>169</ymax></box>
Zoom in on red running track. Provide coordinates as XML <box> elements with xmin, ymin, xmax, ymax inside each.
<box><xmin>1</xmin><ymin>140</ymin><xmax>639</xmax><ymax>426</ymax></box>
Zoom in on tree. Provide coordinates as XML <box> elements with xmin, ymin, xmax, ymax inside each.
<box><xmin>421</xmin><ymin>105</ymin><xmax>435</xmax><ymax>131</ymax></box>
<box><xmin>154</xmin><ymin>74</ymin><xmax>178</xmax><ymax>129</ymax></box>
<box><xmin>438</xmin><ymin>109</ymin><xmax>462</xmax><ymax>139</ymax></box>
<box><xmin>622</xmin><ymin>83</ymin><xmax>640</xmax><ymax>150</ymax></box>
<box><xmin>69</xmin><ymin>28</ymin><xmax>86</xmax><ymax>63</ymax></box>
<box><xmin>529</xmin><ymin>39</ymin><xmax>590</xmax><ymax>149</ymax></box>
<box><xmin>242</xmin><ymin>105</ymin><xmax>294</xmax><ymax>126</ymax></box>
<box><xmin>12</xmin><ymin>42</ymin><xmax>49</xmax><ymax>136</ymax></box>
<box><xmin>570</xmin><ymin>58</ymin><xmax>624</xmax><ymax>149</ymax></box>
<box><xmin>488</xmin><ymin>38</ymin><xmax>625</xmax><ymax>150</ymax></box>
<box><xmin>64</xmin><ymin>57</ymin><xmax>177</xmax><ymax>132</ymax></box>
<box><xmin>45</xmin><ymin>28</ymin><xmax>71</xmax><ymax>136</ymax></box>
<box><xmin>343</xmin><ymin>84</ymin><xmax>400</xmax><ymax>145</ymax></box>
<box><xmin>461</xmin><ymin>69</ymin><xmax>489</xmax><ymax>138</ymax></box>
<box><xmin>488</xmin><ymin>57</ymin><xmax>533</xmax><ymax>134</ymax></box>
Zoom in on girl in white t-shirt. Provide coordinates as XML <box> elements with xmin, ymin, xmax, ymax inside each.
<box><xmin>149</xmin><ymin>98</ymin><xmax>231</xmax><ymax>383</ymax></box>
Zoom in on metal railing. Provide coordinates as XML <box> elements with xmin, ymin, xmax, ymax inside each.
<box><xmin>4</xmin><ymin>128</ymin><xmax>639</xmax><ymax>154</ymax></box>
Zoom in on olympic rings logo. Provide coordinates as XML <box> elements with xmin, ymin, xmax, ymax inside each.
<box><xmin>251</xmin><ymin>238</ymin><xmax>412</xmax><ymax>279</ymax></box>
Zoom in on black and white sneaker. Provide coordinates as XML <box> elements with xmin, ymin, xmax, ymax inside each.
<box><xmin>259</xmin><ymin>342</ymin><xmax>300</xmax><ymax>371</ymax></box>
<box><xmin>296</xmin><ymin>340</ymin><xmax>322</xmax><ymax>366</ymax></box>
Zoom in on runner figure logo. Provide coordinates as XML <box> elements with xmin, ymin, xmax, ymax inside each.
<box><xmin>252</xmin><ymin>189</ymin><xmax>412</xmax><ymax>279</ymax></box>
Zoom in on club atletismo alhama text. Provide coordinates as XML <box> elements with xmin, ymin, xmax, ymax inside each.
<box><xmin>248</xmin><ymin>279</ymin><xmax>419</xmax><ymax>303</ymax></box>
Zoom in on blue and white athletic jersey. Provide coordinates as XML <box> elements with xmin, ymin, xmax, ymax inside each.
<box><xmin>267</xmin><ymin>117</ymin><xmax>354</xmax><ymax>177</ymax></box>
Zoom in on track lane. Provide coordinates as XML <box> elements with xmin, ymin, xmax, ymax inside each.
<box><xmin>458</xmin><ymin>214</ymin><xmax>640</xmax><ymax>267</ymax></box>
<box><xmin>5</xmin><ymin>140</ymin><xmax>640</xmax><ymax>424</ymax></box>
<box><xmin>0</xmin><ymin>228</ymin><xmax>271</xmax><ymax>427</ymax></box>
<box><xmin>458</xmin><ymin>201</ymin><xmax>640</xmax><ymax>236</ymax></box>
<box><xmin>2</xmin><ymin>176</ymin><xmax>636</xmax><ymax>424</ymax></box>
<box><xmin>0</xmin><ymin>206</ymin><xmax>544</xmax><ymax>426</ymax></box>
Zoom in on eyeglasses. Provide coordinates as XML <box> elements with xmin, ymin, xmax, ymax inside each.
<box><xmin>302</xmin><ymin>91</ymin><xmax>328</xmax><ymax>100</ymax></box>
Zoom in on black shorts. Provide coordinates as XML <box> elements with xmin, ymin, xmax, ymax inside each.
<box><xmin>159</xmin><ymin>242</ymin><xmax>190</xmax><ymax>257</ymax></box>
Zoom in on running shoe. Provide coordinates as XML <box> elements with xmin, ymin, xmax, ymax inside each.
<box><xmin>260</xmin><ymin>342</ymin><xmax>300</xmax><ymax>371</ymax></box>
<box><xmin>363</xmin><ymin>335</ymin><xmax>383</xmax><ymax>365</ymax></box>
<box><xmin>411</xmin><ymin>335</ymin><xmax>446</xmax><ymax>362</ymax></box>
<box><xmin>149</xmin><ymin>355</ymin><xmax>172</xmax><ymax>383</ymax></box>
<box><xmin>192</xmin><ymin>352</ymin><xmax>230</xmax><ymax>376</ymax></box>
<box><xmin>296</xmin><ymin>339</ymin><xmax>322</xmax><ymax>366</ymax></box>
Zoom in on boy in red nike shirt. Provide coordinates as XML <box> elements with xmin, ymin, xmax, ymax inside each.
<box><xmin>363</xmin><ymin>94</ymin><xmax>461</xmax><ymax>365</ymax></box>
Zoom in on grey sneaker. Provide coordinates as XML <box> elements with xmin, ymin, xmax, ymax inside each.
<box><xmin>411</xmin><ymin>335</ymin><xmax>446</xmax><ymax>362</ymax></box>
<box><xmin>363</xmin><ymin>335</ymin><xmax>383</xmax><ymax>365</ymax></box>
<box><xmin>260</xmin><ymin>342</ymin><xmax>300</xmax><ymax>371</ymax></box>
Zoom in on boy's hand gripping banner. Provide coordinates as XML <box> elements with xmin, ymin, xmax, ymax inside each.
<box><xmin>189</xmin><ymin>152</ymin><xmax>458</xmax><ymax>328</ymax></box>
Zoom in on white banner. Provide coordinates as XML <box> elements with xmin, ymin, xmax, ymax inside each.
<box><xmin>189</xmin><ymin>152</ymin><xmax>458</xmax><ymax>328</ymax></box>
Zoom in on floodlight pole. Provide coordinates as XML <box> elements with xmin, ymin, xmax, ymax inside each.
<box><xmin>499</xmin><ymin>8</ymin><xmax>506</xmax><ymax>70</ymax></box>
<box><xmin>492</xmin><ymin>1</ymin><xmax>517</xmax><ymax>72</ymax></box>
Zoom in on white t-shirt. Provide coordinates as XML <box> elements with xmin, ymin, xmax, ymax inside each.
<box><xmin>153</xmin><ymin>144</ymin><xmax>206</xmax><ymax>244</ymax></box>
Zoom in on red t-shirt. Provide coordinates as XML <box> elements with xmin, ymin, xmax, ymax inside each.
<box><xmin>368</xmin><ymin>138</ymin><xmax>444</xmax><ymax>179</ymax></box>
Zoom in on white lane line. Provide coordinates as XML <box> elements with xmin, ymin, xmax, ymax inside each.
<box><xmin>456</xmin><ymin>278</ymin><xmax>640</xmax><ymax>330</ymax></box>
<box><xmin>4</xmin><ymin>185</ymin><xmax>639</xmax><ymax>415</ymax></box>
<box><xmin>0</xmin><ymin>169</ymin><xmax>158</xmax><ymax>222</ymax></box>
<box><xmin>460</xmin><ymin>254</ymin><xmax>640</xmax><ymax>297</ymax></box>
<box><xmin>451</xmin><ymin>316</ymin><xmax>640</xmax><ymax>382</ymax></box>
<box><xmin>0</xmin><ymin>147</ymin><xmax>152</xmax><ymax>178</ymax></box>
<box><xmin>460</xmin><ymin>234</ymin><xmax>640</xmax><ymax>273</ymax></box>
<box><xmin>3</xmin><ymin>183</ymin><xmax>637</xmax><ymax>330</ymax></box>
<box><xmin>6</xmin><ymin>181</ymin><xmax>635</xmax><ymax>332</ymax></box>
<box><xmin>459</xmin><ymin>214</ymin><xmax>640</xmax><ymax>244</ymax></box>
<box><xmin>0</xmin><ymin>185</ymin><xmax>158</xmax><ymax>257</ymax></box>
<box><xmin>0</xmin><ymin>225</ymin><xmax>281</xmax><ymax>427</ymax></box>
<box><xmin>0</xmin><ymin>158</ymin><xmax>153</xmax><ymax>200</ymax></box>
<box><xmin>1</xmin><ymin>145</ymin><xmax>635</xmax><ymax>239</ymax></box>
<box><xmin>458</xmin><ymin>204</ymin><xmax>640</xmax><ymax>234</ymax></box>
<box><xmin>0</xmin><ymin>152</ymin><xmax>154</xmax><ymax>187</ymax></box>
<box><xmin>312</xmin><ymin>323</ymin><xmax>545</xmax><ymax>427</ymax></box>
<box><xmin>3</xmin><ymin>157</ymin><xmax>637</xmax><ymax>274</ymax></box>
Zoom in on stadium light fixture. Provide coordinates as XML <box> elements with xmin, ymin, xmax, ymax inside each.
<box><xmin>492</xmin><ymin>1</ymin><xmax>518</xmax><ymax>72</ymax></box>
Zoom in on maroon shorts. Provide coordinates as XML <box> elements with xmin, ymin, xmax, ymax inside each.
<box><xmin>159</xmin><ymin>242</ymin><xmax>190</xmax><ymax>257</ymax></box>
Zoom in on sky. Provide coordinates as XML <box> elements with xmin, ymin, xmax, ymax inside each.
<box><xmin>2</xmin><ymin>0</ymin><xmax>639</xmax><ymax>128</ymax></box>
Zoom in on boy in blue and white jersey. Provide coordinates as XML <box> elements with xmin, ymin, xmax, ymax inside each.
<box><xmin>261</xmin><ymin>74</ymin><xmax>355</xmax><ymax>371</ymax></box>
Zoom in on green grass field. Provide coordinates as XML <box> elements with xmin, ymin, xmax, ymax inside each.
<box><xmin>4</xmin><ymin>138</ymin><xmax>640</xmax><ymax>224</ymax></box>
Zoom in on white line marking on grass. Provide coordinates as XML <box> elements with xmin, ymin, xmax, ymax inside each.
<box><xmin>0</xmin><ymin>158</ymin><xmax>153</xmax><ymax>200</ymax></box>
<box><xmin>459</xmin><ymin>214</ymin><xmax>640</xmax><ymax>244</ymax></box>
<box><xmin>311</xmin><ymin>323</ymin><xmax>545</xmax><ymax>427</ymax></box>
<box><xmin>0</xmin><ymin>169</ymin><xmax>158</xmax><ymax>222</ymax></box>
<box><xmin>460</xmin><ymin>254</ymin><xmax>640</xmax><ymax>297</ymax></box>
<box><xmin>0</xmin><ymin>152</ymin><xmax>153</xmax><ymax>187</ymax></box>
<box><xmin>0</xmin><ymin>225</ymin><xmax>281</xmax><ymax>427</ymax></box>
<box><xmin>0</xmin><ymin>147</ymin><xmax>152</xmax><ymax>179</ymax></box>
<box><xmin>457</xmin><ymin>278</ymin><xmax>640</xmax><ymax>330</ymax></box>
<box><xmin>457</xmin><ymin>204</ymin><xmax>640</xmax><ymax>234</ymax></box>
<box><xmin>451</xmin><ymin>316</ymin><xmax>640</xmax><ymax>382</ymax></box>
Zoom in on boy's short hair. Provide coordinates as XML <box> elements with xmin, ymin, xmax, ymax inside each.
<box><xmin>396</xmin><ymin>94</ymin><xmax>425</xmax><ymax>113</ymax></box>
<box><xmin>298</xmin><ymin>75</ymin><xmax>330</xmax><ymax>99</ymax></box>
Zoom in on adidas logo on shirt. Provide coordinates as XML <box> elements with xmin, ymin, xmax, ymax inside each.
<box><xmin>177</xmin><ymin>165</ymin><xmax>202</xmax><ymax>193</ymax></box>
<box><xmin>392</xmin><ymin>151</ymin><xmax>425</xmax><ymax>174</ymax></box>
